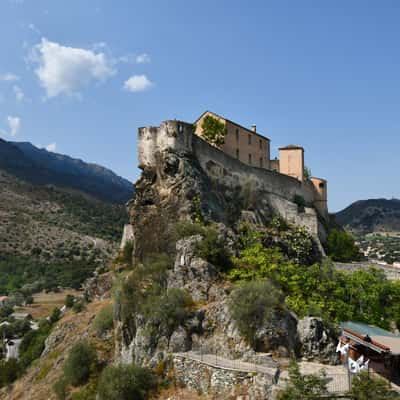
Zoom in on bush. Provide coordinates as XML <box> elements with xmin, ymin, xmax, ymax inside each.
<box><xmin>0</xmin><ymin>359</ymin><xmax>20</xmax><ymax>388</ymax></box>
<box><xmin>173</xmin><ymin>221</ymin><xmax>204</xmax><ymax>241</ymax></box>
<box><xmin>53</xmin><ymin>377</ymin><xmax>68</xmax><ymax>400</ymax></box>
<box><xmin>326</xmin><ymin>228</ymin><xmax>362</xmax><ymax>262</ymax></box>
<box><xmin>93</xmin><ymin>304</ymin><xmax>113</xmax><ymax>336</ymax></box>
<box><xmin>50</xmin><ymin>307</ymin><xmax>62</xmax><ymax>323</ymax></box>
<box><xmin>348</xmin><ymin>371</ymin><xmax>400</xmax><ymax>399</ymax></box>
<box><xmin>195</xmin><ymin>226</ymin><xmax>232</xmax><ymax>272</ymax></box>
<box><xmin>277</xmin><ymin>362</ymin><xmax>333</xmax><ymax>400</ymax></box>
<box><xmin>142</xmin><ymin>288</ymin><xmax>193</xmax><ymax>338</ymax></box>
<box><xmin>63</xmin><ymin>341</ymin><xmax>97</xmax><ymax>387</ymax></box>
<box><xmin>73</xmin><ymin>301</ymin><xmax>85</xmax><ymax>313</ymax></box>
<box><xmin>97</xmin><ymin>364</ymin><xmax>156</xmax><ymax>400</ymax></box>
<box><xmin>229</xmin><ymin>280</ymin><xmax>282</xmax><ymax>346</ymax></box>
<box><xmin>65</xmin><ymin>294</ymin><xmax>75</xmax><ymax>308</ymax></box>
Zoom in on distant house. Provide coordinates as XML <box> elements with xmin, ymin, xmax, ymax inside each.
<box><xmin>4</xmin><ymin>338</ymin><xmax>23</xmax><ymax>360</ymax></box>
<box><xmin>0</xmin><ymin>296</ymin><xmax>9</xmax><ymax>307</ymax></box>
<box><xmin>10</xmin><ymin>312</ymin><xmax>31</xmax><ymax>321</ymax></box>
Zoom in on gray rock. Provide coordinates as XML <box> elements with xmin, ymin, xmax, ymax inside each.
<box><xmin>169</xmin><ymin>326</ymin><xmax>191</xmax><ymax>352</ymax></box>
<box><xmin>297</xmin><ymin>316</ymin><xmax>338</xmax><ymax>364</ymax></box>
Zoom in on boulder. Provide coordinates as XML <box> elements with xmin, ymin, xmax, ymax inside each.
<box><xmin>297</xmin><ymin>316</ymin><xmax>338</xmax><ymax>364</ymax></box>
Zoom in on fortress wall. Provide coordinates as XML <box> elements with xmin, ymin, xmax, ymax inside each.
<box><xmin>192</xmin><ymin>133</ymin><xmax>316</xmax><ymax>204</ymax></box>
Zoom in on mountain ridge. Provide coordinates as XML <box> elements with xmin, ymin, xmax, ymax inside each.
<box><xmin>335</xmin><ymin>198</ymin><xmax>400</xmax><ymax>233</ymax></box>
<box><xmin>0</xmin><ymin>139</ymin><xmax>133</xmax><ymax>204</ymax></box>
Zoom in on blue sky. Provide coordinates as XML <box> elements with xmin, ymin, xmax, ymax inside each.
<box><xmin>1</xmin><ymin>1</ymin><xmax>400</xmax><ymax>211</ymax></box>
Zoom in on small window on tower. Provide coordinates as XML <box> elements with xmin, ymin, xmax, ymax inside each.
<box><xmin>319</xmin><ymin>182</ymin><xmax>325</xmax><ymax>189</ymax></box>
<box><xmin>249</xmin><ymin>154</ymin><xmax>252</xmax><ymax>164</ymax></box>
<box><xmin>236</xmin><ymin>149</ymin><xmax>239</xmax><ymax>159</ymax></box>
<box><xmin>248</xmin><ymin>134</ymin><xmax>251</xmax><ymax>145</ymax></box>
<box><xmin>260</xmin><ymin>139</ymin><xmax>262</xmax><ymax>149</ymax></box>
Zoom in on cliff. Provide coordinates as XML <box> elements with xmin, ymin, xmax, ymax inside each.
<box><xmin>112</xmin><ymin>120</ymin><xmax>336</xmax><ymax>398</ymax></box>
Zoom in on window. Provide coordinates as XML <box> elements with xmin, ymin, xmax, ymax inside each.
<box><xmin>260</xmin><ymin>157</ymin><xmax>263</xmax><ymax>168</ymax></box>
<box><xmin>260</xmin><ymin>139</ymin><xmax>262</xmax><ymax>149</ymax></box>
<box><xmin>248</xmin><ymin>134</ymin><xmax>251</xmax><ymax>145</ymax></box>
<box><xmin>236</xmin><ymin>128</ymin><xmax>239</xmax><ymax>142</ymax></box>
<box><xmin>248</xmin><ymin>154</ymin><xmax>252</xmax><ymax>164</ymax></box>
<box><xmin>319</xmin><ymin>182</ymin><xmax>325</xmax><ymax>189</ymax></box>
<box><xmin>236</xmin><ymin>149</ymin><xmax>239</xmax><ymax>159</ymax></box>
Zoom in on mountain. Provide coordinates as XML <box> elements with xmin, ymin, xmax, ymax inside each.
<box><xmin>335</xmin><ymin>198</ymin><xmax>400</xmax><ymax>233</ymax></box>
<box><xmin>0</xmin><ymin>139</ymin><xmax>133</xmax><ymax>204</ymax></box>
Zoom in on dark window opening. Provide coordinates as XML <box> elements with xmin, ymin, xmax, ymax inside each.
<box><xmin>260</xmin><ymin>139</ymin><xmax>262</xmax><ymax>149</ymax></box>
<box><xmin>260</xmin><ymin>157</ymin><xmax>263</xmax><ymax>168</ymax></box>
<box><xmin>248</xmin><ymin>154</ymin><xmax>252</xmax><ymax>164</ymax></box>
<box><xmin>248</xmin><ymin>134</ymin><xmax>251</xmax><ymax>145</ymax></box>
<box><xmin>236</xmin><ymin>149</ymin><xmax>239</xmax><ymax>159</ymax></box>
<box><xmin>319</xmin><ymin>182</ymin><xmax>325</xmax><ymax>189</ymax></box>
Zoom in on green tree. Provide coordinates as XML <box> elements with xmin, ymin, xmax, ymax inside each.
<box><xmin>200</xmin><ymin>115</ymin><xmax>227</xmax><ymax>146</ymax></box>
<box><xmin>65</xmin><ymin>294</ymin><xmax>75</xmax><ymax>308</ymax></box>
<box><xmin>63</xmin><ymin>341</ymin><xmax>97</xmax><ymax>387</ymax></box>
<box><xmin>97</xmin><ymin>364</ymin><xmax>156</xmax><ymax>400</ymax></box>
<box><xmin>326</xmin><ymin>228</ymin><xmax>362</xmax><ymax>262</ymax></box>
<box><xmin>277</xmin><ymin>362</ymin><xmax>334</xmax><ymax>400</ymax></box>
<box><xmin>229</xmin><ymin>280</ymin><xmax>282</xmax><ymax>346</ymax></box>
<box><xmin>348</xmin><ymin>371</ymin><xmax>400</xmax><ymax>399</ymax></box>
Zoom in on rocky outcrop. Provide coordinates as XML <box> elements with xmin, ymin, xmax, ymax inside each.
<box><xmin>83</xmin><ymin>271</ymin><xmax>113</xmax><ymax>300</ymax></box>
<box><xmin>297</xmin><ymin>317</ymin><xmax>338</xmax><ymax>364</ymax></box>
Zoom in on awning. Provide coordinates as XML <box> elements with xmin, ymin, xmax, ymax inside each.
<box><xmin>341</xmin><ymin>321</ymin><xmax>400</xmax><ymax>356</ymax></box>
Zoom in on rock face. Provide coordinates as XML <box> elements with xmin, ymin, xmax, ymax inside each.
<box><xmin>297</xmin><ymin>317</ymin><xmax>338</xmax><ymax>364</ymax></box>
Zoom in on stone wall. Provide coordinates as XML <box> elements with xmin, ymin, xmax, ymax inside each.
<box><xmin>173</xmin><ymin>355</ymin><xmax>276</xmax><ymax>399</ymax></box>
<box><xmin>334</xmin><ymin>262</ymin><xmax>400</xmax><ymax>280</ymax></box>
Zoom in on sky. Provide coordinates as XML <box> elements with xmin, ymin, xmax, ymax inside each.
<box><xmin>1</xmin><ymin>1</ymin><xmax>400</xmax><ymax>211</ymax></box>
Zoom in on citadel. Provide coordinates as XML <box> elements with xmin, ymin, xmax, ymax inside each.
<box><xmin>137</xmin><ymin>110</ymin><xmax>328</xmax><ymax>245</ymax></box>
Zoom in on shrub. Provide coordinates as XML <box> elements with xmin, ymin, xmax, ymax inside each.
<box><xmin>73</xmin><ymin>301</ymin><xmax>85</xmax><ymax>313</ymax></box>
<box><xmin>53</xmin><ymin>377</ymin><xmax>68</xmax><ymax>400</ymax></box>
<box><xmin>0</xmin><ymin>359</ymin><xmax>20</xmax><ymax>388</ymax></box>
<box><xmin>142</xmin><ymin>288</ymin><xmax>193</xmax><ymax>338</ymax></box>
<box><xmin>195</xmin><ymin>226</ymin><xmax>232</xmax><ymax>272</ymax></box>
<box><xmin>348</xmin><ymin>371</ymin><xmax>400</xmax><ymax>399</ymax></box>
<box><xmin>63</xmin><ymin>341</ymin><xmax>97</xmax><ymax>387</ymax></box>
<box><xmin>277</xmin><ymin>362</ymin><xmax>333</xmax><ymax>400</ymax></box>
<box><xmin>65</xmin><ymin>294</ymin><xmax>75</xmax><ymax>308</ymax></box>
<box><xmin>326</xmin><ymin>229</ymin><xmax>362</xmax><ymax>262</ymax></box>
<box><xmin>293</xmin><ymin>194</ymin><xmax>306</xmax><ymax>212</ymax></box>
<box><xmin>93</xmin><ymin>304</ymin><xmax>114</xmax><ymax>336</ymax></box>
<box><xmin>50</xmin><ymin>307</ymin><xmax>62</xmax><ymax>323</ymax></box>
<box><xmin>173</xmin><ymin>221</ymin><xmax>204</xmax><ymax>241</ymax></box>
<box><xmin>97</xmin><ymin>364</ymin><xmax>156</xmax><ymax>400</ymax></box>
<box><xmin>229</xmin><ymin>280</ymin><xmax>282</xmax><ymax>346</ymax></box>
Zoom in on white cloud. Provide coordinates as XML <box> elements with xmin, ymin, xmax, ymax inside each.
<box><xmin>45</xmin><ymin>142</ymin><xmax>57</xmax><ymax>152</ymax></box>
<box><xmin>13</xmin><ymin>85</ymin><xmax>25</xmax><ymax>102</ymax></box>
<box><xmin>0</xmin><ymin>73</ymin><xmax>19</xmax><ymax>82</ymax></box>
<box><xmin>135</xmin><ymin>53</ymin><xmax>150</xmax><ymax>64</ymax></box>
<box><xmin>124</xmin><ymin>74</ymin><xmax>153</xmax><ymax>93</ymax></box>
<box><xmin>31</xmin><ymin>38</ymin><xmax>116</xmax><ymax>98</ymax></box>
<box><xmin>7</xmin><ymin>116</ymin><xmax>21</xmax><ymax>137</ymax></box>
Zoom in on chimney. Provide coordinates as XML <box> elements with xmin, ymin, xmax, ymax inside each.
<box><xmin>251</xmin><ymin>124</ymin><xmax>256</xmax><ymax>132</ymax></box>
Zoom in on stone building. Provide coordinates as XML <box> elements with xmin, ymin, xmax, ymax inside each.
<box><xmin>194</xmin><ymin>111</ymin><xmax>327</xmax><ymax>218</ymax></box>
<box><xmin>195</xmin><ymin>111</ymin><xmax>271</xmax><ymax>170</ymax></box>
